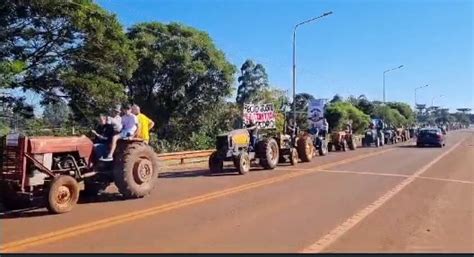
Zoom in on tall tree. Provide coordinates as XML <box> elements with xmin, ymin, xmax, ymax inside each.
<box><xmin>126</xmin><ymin>22</ymin><xmax>236</xmax><ymax>143</ymax></box>
<box><xmin>42</xmin><ymin>100</ymin><xmax>71</xmax><ymax>127</ymax></box>
<box><xmin>330</xmin><ymin>94</ymin><xmax>343</xmax><ymax>103</ymax></box>
<box><xmin>291</xmin><ymin>92</ymin><xmax>315</xmax><ymax>130</ymax></box>
<box><xmin>236</xmin><ymin>59</ymin><xmax>269</xmax><ymax>105</ymax></box>
<box><xmin>387</xmin><ymin>102</ymin><xmax>415</xmax><ymax>125</ymax></box>
<box><xmin>1</xmin><ymin>0</ymin><xmax>137</xmax><ymax>122</ymax></box>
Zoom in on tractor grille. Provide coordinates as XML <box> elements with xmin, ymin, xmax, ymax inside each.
<box><xmin>0</xmin><ymin>135</ymin><xmax>25</xmax><ymax>186</ymax></box>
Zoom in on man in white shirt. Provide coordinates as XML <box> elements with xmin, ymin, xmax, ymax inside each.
<box><xmin>120</xmin><ymin>104</ymin><xmax>138</xmax><ymax>139</ymax></box>
<box><xmin>100</xmin><ymin>104</ymin><xmax>139</xmax><ymax>162</ymax></box>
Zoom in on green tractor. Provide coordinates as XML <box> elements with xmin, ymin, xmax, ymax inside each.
<box><xmin>208</xmin><ymin>126</ymin><xmax>299</xmax><ymax>175</ymax></box>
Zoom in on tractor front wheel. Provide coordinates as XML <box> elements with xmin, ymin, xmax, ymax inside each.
<box><xmin>290</xmin><ymin>148</ymin><xmax>298</xmax><ymax>166</ymax></box>
<box><xmin>46</xmin><ymin>175</ymin><xmax>79</xmax><ymax>214</ymax></box>
<box><xmin>318</xmin><ymin>140</ymin><xmax>328</xmax><ymax>156</ymax></box>
<box><xmin>236</xmin><ymin>152</ymin><xmax>250</xmax><ymax>175</ymax></box>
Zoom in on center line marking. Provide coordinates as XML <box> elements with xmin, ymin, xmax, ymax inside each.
<box><xmin>0</xmin><ymin>148</ymin><xmax>394</xmax><ymax>253</ymax></box>
<box><xmin>300</xmin><ymin>137</ymin><xmax>466</xmax><ymax>253</ymax></box>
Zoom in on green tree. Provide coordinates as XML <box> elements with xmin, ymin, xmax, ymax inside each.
<box><xmin>1</xmin><ymin>0</ymin><xmax>137</xmax><ymax>123</ymax></box>
<box><xmin>372</xmin><ymin>105</ymin><xmax>407</xmax><ymax>127</ymax></box>
<box><xmin>387</xmin><ymin>102</ymin><xmax>415</xmax><ymax>125</ymax></box>
<box><xmin>330</xmin><ymin>94</ymin><xmax>343</xmax><ymax>103</ymax></box>
<box><xmin>325</xmin><ymin>101</ymin><xmax>371</xmax><ymax>134</ymax></box>
<box><xmin>126</xmin><ymin>22</ymin><xmax>236</xmax><ymax>145</ymax></box>
<box><xmin>290</xmin><ymin>93</ymin><xmax>315</xmax><ymax>130</ymax></box>
<box><xmin>42</xmin><ymin>101</ymin><xmax>71</xmax><ymax>127</ymax></box>
<box><xmin>0</xmin><ymin>119</ymin><xmax>9</xmax><ymax>136</ymax></box>
<box><xmin>354</xmin><ymin>95</ymin><xmax>375</xmax><ymax>116</ymax></box>
<box><xmin>236</xmin><ymin>59</ymin><xmax>269</xmax><ymax>105</ymax></box>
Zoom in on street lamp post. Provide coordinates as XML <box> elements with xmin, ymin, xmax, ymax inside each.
<box><xmin>415</xmin><ymin>84</ymin><xmax>429</xmax><ymax>107</ymax></box>
<box><xmin>292</xmin><ymin>12</ymin><xmax>333</xmax><ymax>130</ymax></box>
<box><xmin>415</xmin><ymin>84</ymin><xmax>429</xmax><ymax>122</ymax></box>
<box><xmin>383</xmin><ymin>65</ymin><xmax>404</xmax><ymax>103</ymax></box>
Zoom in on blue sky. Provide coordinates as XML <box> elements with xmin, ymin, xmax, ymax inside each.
<box><xmin>95</xmin><ymin>0</ymin><xmax>472</xmax><ymax>111</ymax></box>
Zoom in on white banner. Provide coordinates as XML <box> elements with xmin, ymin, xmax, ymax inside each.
<box><xmin>243</xmin><ymin>103</ymin><xmax>276</xmax><ymax>129</ymax></box>
<box><xmin>308</xmin><ymin>99</ymin><xmax>327</xmax><ymax>129</ymax></box>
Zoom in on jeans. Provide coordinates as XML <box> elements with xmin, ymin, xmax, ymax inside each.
<box><xmin>94</xmin><ymin>143</ymin><xmax>109</xmax><ymax>159</ymax></box>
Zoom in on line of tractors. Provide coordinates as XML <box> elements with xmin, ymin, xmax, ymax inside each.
<box><xmin>0</xmin><ymin>118</ymin><xmax>411</xmax><ymax>214</ymax></box>
<box><xmin>207</xmin><ymin>118</ymin><xmax>412</xmax><ymax>175</ymax></box>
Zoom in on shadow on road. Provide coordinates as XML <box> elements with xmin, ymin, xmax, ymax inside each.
<box><xmin>397</xmin><ymin>145</ymin><xmax>418</xmax><ymax>148</ymax></box>
<box><xmin>0</xmin><ymin>192</ymin><xmax>126</xmax><ymax>219</ymax></box>
<box><xmin>397</xmin><ymin>144</ymin><xmax>442</xmax><ymax>148</ymax></box>
<box><xmin>159</xmin><ymin>167</ymin><xmax>270</xmax><ymax>179</ymax></box>
<box><xmin>0</xmin><ymin>205</ymin><xmax>49</xmax><ymax>219</ymax></box>
<box><xmin>78</xmin><ymin>192</ymin><xmax>125</xmax><ymax>204</ymax></box>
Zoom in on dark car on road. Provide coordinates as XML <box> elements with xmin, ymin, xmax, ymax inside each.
<box><xmin>416</xmin><ymin>127</ymin><xmax>445</xmax><ymax>147</ymax></box>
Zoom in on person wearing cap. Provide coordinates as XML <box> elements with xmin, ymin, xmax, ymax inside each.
<box><xmin>108</xmin><ymin>105</ymin><xmax>123</xmax><ymax>134</ymax></box>
<box><xmin>132</xmin><ymin>104</ymin><xmax>155</xmax><ymax>144</ymax></box>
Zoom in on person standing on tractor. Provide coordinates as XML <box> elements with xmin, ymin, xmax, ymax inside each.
<box><xmin>321</xmin><ymin>118</ymin><xmax>329</xmax><ymax>138</ymax></box>
<box><xmin>246</xmin><ymin>119</ymin><xmax>259</xmax><ymax>151</ymax></box>
<box><xmin>131</xmin><ymin>104</ymin><xmax>155</xmax><ymax>144</ymax></box>
<box><xmin>345</xmin><ymin>120</ymin><xmax>353</xmax><ymax>134</ymax></box>
<box><xmin>100</xmin><ymin>104</ymin><xmax>139</xmax><ymax>161</ymax></box>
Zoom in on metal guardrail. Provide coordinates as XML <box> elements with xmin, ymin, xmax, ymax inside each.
<box><xmin>157</xmin><ymin>150</ymin><xmax>214</xmax><ymax>164</ymax></box>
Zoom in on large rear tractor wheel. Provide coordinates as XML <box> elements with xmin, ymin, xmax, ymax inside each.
<box><xmin>46</xmin><ymin>175</ymin><xmax>79</xmax><ymax>214</ymax></box>
<box><xmin>236</xmin><ymin>152</ymin><xmax>250</xmax><ymax>175</ymax></box>
<box><xmin>297</xmin><ymin>136</ymin><xmax>314</xmax><ymax>162</ymax></box>
<box><xmin>113</xmin><ymin>142</ymin><xmax>160</xmax><ymax>199</ymax></box>
<box><xmin>209</xmin><ymin>151</ymin><xmax>223</xmax><ymax>173</ymax></box>
<box><xmin>258</xmin><ymin>138</ymin><xmax>279</xmax><ymax>169</ymax></box>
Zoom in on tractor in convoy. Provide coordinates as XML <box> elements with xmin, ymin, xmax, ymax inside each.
<box><xmin>0</xmin><ymin>133</ymin><xmax>160</xmax><ymax>214</ymax></box>
<box><xmin>208</xmin><ymin>125</ymin><xmax>299</xmax><ymax>175</ymax></box>
<box><xmin>383</xmin><ymin>126</ymin><xmax>398</xmax><ymax>145</ymax></box>
<box><xmin>328</xmin><ymin>131</ymin><xmax>357</xmax><ymax>152</ymax></box>
<box><xmin>362</xmin><ymin>118</ymin><xmax>385</xmax><ymax>147</ymax></box>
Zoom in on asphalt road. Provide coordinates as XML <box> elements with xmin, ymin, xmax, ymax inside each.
<box><xmin>1</xmin><ymin>129</ymin><xmax>472</xmax><ymax>253</ymax></box>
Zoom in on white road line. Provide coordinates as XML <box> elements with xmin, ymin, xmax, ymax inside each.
<box><xmin>318</xmin><ymin>169</ymin><xmax>474</xmax><ymax>185</ymax></box>
<box><xmin>415</xmin><ymin>176</ymin><xmax>474</xmax><ymax>185</ymax></box>
<box><xmin>300</xmin><ymin>138</ymin><xmax>466</xmax><ymax>253</ymax></box>
<box><xmin>318</xmin><ymin>169</ymin><xmax>410</xmax><ymax>178</ymax></box>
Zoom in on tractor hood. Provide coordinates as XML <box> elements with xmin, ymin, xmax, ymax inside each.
<box><xmin>28</xmin><ymin>136</ymin><xmax>94</xmax><ymax>159</ymax></box>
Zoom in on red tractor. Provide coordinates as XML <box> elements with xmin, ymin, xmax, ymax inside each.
<box><xmin>0</xmin><ymin>133</ymin><xmax>160</xmax><ymax>214</ymax></box>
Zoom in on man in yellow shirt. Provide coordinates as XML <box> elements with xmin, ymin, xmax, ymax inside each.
<box><xmin>131</xmin><ymin>104</ymin><xmax>155</xmax><ymax>143</ymax></box>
